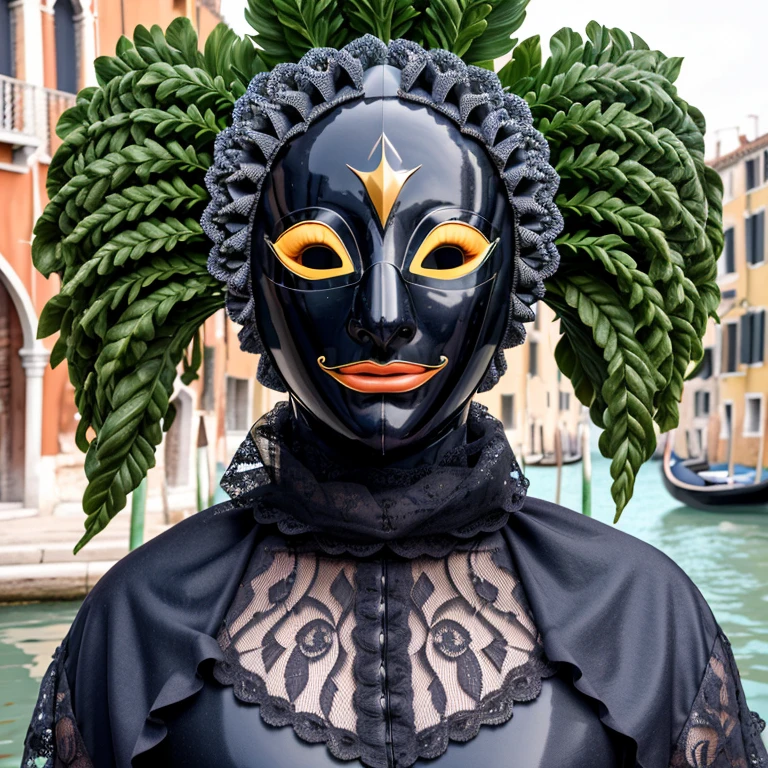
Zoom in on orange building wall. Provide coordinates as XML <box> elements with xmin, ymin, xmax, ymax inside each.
<box><xmin>42</xmin><ymin>11</ymin><xmax>57</xmax><ymax>90</ymax></box>
<box><xmin>96</xmin><ymin>0</ymin><xmax>222</xmax><ymax>62</ymax></box>
<box><xmin>0</xmin><ymin>171</ymin><xmax>35</xmax><ymax>301</ymax></box>
<box><xmin>226</xmin><ymin>319</ymin><xmax>259</xmax><ymax>381</ymax></box>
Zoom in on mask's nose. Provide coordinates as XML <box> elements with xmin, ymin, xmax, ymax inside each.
<box><xmin>347</xmin><ymin>262</ymin><xmax>417</xmax><ymax>355</ymax></box>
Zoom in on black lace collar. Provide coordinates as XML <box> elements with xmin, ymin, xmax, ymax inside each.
<box><xmin>220</xmin><ymin>401</ymin><xmax>528</xmax><ymax>558</ymax></box>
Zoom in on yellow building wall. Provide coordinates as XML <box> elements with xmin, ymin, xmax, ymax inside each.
<box><xmin>712</xmin><ymin>147</ymin><xmax>768</xmax><ymax>469</ymax></box>
<box><xmin>475</xmin><ymin>302</ymin><xmax>583</xmax><ymax>459</ymax></box>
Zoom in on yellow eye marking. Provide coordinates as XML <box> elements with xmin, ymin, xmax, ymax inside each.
<box><xmin>410</xmin><ymin>221</ymin><xmax>496</xmax><ymax>280</ymax></box>
<box><xmin>270</xmin><ymin>221</ymin><xmax>355</xmax><ymax>280</ymax></box>
<box><xmin>347</xmin><ymin>134</ymin><xmax>421</xmax><ymax>228</ymax></box>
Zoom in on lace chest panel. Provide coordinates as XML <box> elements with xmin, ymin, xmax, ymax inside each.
<box><xmin>214</xmin><ymin>535</ymin><xmax>557</xmax><ymax>768</ymax></box>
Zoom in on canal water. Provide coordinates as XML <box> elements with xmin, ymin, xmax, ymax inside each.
<box><xmin>1</xmin><ymin>446</ymin><xmax>767</xmax><ymax>765</ymax></box>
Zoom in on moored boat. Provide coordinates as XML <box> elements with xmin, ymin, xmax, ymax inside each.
<box><xmin>661</xmin><ymin>436</ymin><xmax>768</xmax><ymax>511</ymax></box>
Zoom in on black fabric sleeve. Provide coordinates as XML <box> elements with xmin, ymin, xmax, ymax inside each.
<box><xmin>21</xmin><ymin>642</ymin><xmax>95</xmax><ymax>768</ymax></box>
<box><xmin>670</xmin><ymin>630</ymin><xmax>767</xmax><ymax>768</ymax></box>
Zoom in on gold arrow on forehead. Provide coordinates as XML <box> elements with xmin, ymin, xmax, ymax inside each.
<box><xmin>347</xmin><ymin>134</ymin><xmax>421</xmax><ymax>228</ymax></box>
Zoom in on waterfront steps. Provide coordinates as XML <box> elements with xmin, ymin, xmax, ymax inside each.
<box><xmin>0</xmin><ymin>512</ymin><xmax>169</xmax><ymax>602</ymax></box>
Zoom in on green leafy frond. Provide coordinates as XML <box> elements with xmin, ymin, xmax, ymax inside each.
<box><xmin>504</xmin><ymin>23</ymin><xmax>722</xmax><ymax>518</ymax></box>
<box><xmin>245</xmin><ymin>0</ymin><xmax>347</xmax><ymax>67</ymax></box>
<box><xmin>35</xmin><ymin>6</ymin><xmax>723</xmax><ymax>546</ymax></box>
<box><xmin>244</xmin><ymin>0</ymin><xmax>527</xmax><ymax>65</ymax></box>
<box><xmin>345</xmin><ymin>0</ymin><xmax>421</xmax><ymax>42</ymax></box>
<box><xmin>33</xmin><ymin>19</ymin><xmax>263</xmax><ymax>551</ymax></box>
<box><xmin>462</xmin><ymin>0</ymin><xmax>529</xmax><ymax>65</ymax></box>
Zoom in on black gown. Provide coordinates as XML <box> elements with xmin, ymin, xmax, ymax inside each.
<box><xmin>147</xmin><ymin>672</ymin><xmax>631</xmax><ymax>767</ymax></box>
<box><xmin>22</xmin><ymin>406</ymin><xmax>768</xmax><ymax>768</ymax></box>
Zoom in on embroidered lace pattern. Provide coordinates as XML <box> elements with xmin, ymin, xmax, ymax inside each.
<box><xmin>22</xmin><ymin>645</ymin><xmax>94</xmax><ymax>768</ymax></box>
<box><xmin>219</xmin><ymin>401</ymin><xmax>528</xmax><ymax>558</ymax></box>
<box><xmin>670</xmin><ymin>632</ymin><xmax>767</xmax><ymax>768</ymax></box>
<box><xmin>213</xmin><ymin>534</ymin><xmax>557</xmax><ymax>768</ymax></box>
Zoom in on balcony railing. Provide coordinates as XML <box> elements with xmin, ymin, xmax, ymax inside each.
<box><xmin>0</xmin><ymin>74</ymin><xmax>76</xmax><ymax>159</ymax></box>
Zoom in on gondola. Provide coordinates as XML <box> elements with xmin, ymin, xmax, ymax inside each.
<box><xmin>525</xmin><ymin>450</ymin><xmax>583</xmax><ymax>467</ymax></box>
<box><xmin>661</xmin><ymin>435</ymin><xmax>768</xmax><ymax>511</ymax></box>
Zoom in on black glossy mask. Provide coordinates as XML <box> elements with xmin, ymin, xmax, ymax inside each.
<box><xmin>251</xmin><ymin>65</ymin><xmax>515</xmax><ymax>455</ymax></box>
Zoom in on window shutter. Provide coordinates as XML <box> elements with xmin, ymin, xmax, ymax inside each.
<box><xmin>765</xmin><ymin>151</ymin><xmax>768</xmax><ymax>183</ymax></box>
<box><xmin>757</xmin><ymin>211</ymin><xmax>766</xmax><ymax>264</ymax></box>
<box><xmin>753</xmin><ymin>310</ymin><xmax>766</xmax><ymax>364</ymax></box>
<box><xmin>740</xmin><ymin>314</ymin><xmax>753</xmax><ymax>365</ymax></box>
<box><xmin>724</xmin><ymin>228</ymin><xmax>735</xmax><ymax>273</ymax></box>
<box><xmin>501</xmin><ymin>395</ymin><xmax>514</xmax><ymax>429</ymax></box>
<box><xmin>746</xmin><ymin>216</ymin><xmax>754</xmax><ymax>265</ymax></box>
<box><xmin>529</xmin><ymin>340</ymin><xmax>538</xmax><ymax>377</ymax></box>
<box><xmin>0</xmin><ymin>0</ymin><xmax>14</xmax><ymax>77</ymax></box>
<box><xmin>747</xmin><ymin>159</ymin><xmax>757</xmax><ymax>191</ymax></box>
<box><xmin>698</xmin><ymin>348</ymin><xmax>713</xmax><ymax>379</ymax></box>
<box><xmin>54</xmin><ymin>0</ymin><xmax>79</xmax><ymax>93</ymax></box>
<box><xmin>728</xmin><ymin>324</ymin><xmax>738</xmax><ymax>372</ymax></box>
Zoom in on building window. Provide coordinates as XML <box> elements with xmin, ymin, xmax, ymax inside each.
<box><xmin>164</xmin><ymin>391</ymin><xmax>192</xmax><ymax>488</ymax></box>
<box><xmin>501</xmin><ymin>394</ymin><xmax>515</xmax><ymax>430</ymax></box>
<box><xmin>54</xmin><ymin>0</ymin><xmax>78</xmax><ymax>93</ymax></box>
<box><xmin>694</xmin><ymin>391</ymin><xmax>710</xmax><ymax>418</ymax></box>
<box><xmin>746</xmin><ymin>158</ymin><xmax>759</xmax><ymax>191</ymax></box>
<box><xmin>744</xmin><ymin>394</ymin><xmax>763</xmax><ymax>437</ymax></box>
<box><xmin>723</xmin><ymin>321</ymin><xmax>739</xmax><ymax>373</ymax></box>
<box><xmin>0</xmin><ymin>0</ymin><xmax>14</xmax><ymax>77</ymax></box>
<box><xmin>720</xmin><ymin>401</ymin><xmax>734</xmax><ymax>439</ymax></box>
<box><xmin>696</xmin><ymin>427</ymin><xmax>705</xmax><ymax>458</ymax></box>
<box><xmin>559</xmin><ymin>391</ymin><xmax>571</xmax><ymax>411</ymax></box>
<box><xmin>225</xmin><ymin>377</ymin><xmax>251</xmax><ymax>432</ymax></box>
<box><xmin>698</xmin><ymin>348</ymin><xmax>713</xmax><ymax>379</ymax></box>
<box><xmin>722</xmin><ymin>227</ymin><xmax>735</xmax><ymax>274</ymax></box>
<box><xmin>765</xmin><ymin>151</ymin><xmax>768</xmax><ymax>184</ymax></box>
<box><xmin>740</xmin><ymin>310</ymin><xmax>766</xmax><ymax>365</ymax></box>
<box><xmin>528</xmin><ymin>340</ymin><xmax>538</xmax><ymax>377</ymax></box>
<box><xmin>746</xmin><ymin>210</ymin><xmax>765</xmax><ymax>265</ymax></box>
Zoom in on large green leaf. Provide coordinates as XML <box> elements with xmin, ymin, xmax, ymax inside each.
<box><xmin>463</xmin><ymin>0</ymin><xmax>529</xmax><ymax>65</ymax></box>
<box><xmin>245</xmin><ymin>0</ymin><xmax>347</xmax><ymax>66</ymax></box>
<box><xmin>344</xmin><ymin>0</ymin><xmax>421</xmax><ymax>42</ymax></box>
<box><xmin>33</xmin><ymin>19</ymin><xmax>262</xmax><ymax>550</ymax></box>
<box><xmin>513</xmin><ymin>25</ymin><xmax>721</xmax><ymax>518</ymax></box>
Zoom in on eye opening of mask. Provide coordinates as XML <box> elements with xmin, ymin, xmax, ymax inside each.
<box><xmin>409</xmin><ymin>221</ymin><xmax>499</xmax><ymax>280</ymax></box>
<box><xmin>266</xmin><ymin>221</ymin><xmax>355</xmax><ymax>280</ymax></box>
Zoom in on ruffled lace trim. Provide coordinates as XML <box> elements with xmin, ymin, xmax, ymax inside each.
<box><xmin>415</xmin><ymin>651</ymin><xmax>554</xmax><ymax>758</ymax></box>
<box><xmin>220</xmin><ymin>401</ymin><xmax>528</xmax><ymax>558</ymax></box>
<box><xmin>213</xmin><ymin>658</ymin><xmax>364</xmax><ymax>760</ymax></box>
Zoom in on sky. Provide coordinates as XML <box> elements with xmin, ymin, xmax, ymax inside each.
<box><xmin>218</xmin><ymin>0</ymin><xmax>767</xmax><ymax>160</ymax></box>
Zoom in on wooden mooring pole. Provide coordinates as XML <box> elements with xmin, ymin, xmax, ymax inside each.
<box><xmin>581</xmin><ymin>416</ymin><xmax>592</xmax><ymax>517</ymax></box>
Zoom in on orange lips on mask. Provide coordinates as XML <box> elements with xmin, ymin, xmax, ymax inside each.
<box><xmin>317</xmin><ymin>356</ymin><xmax>448</xmax><ymax>393</ymax></box>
